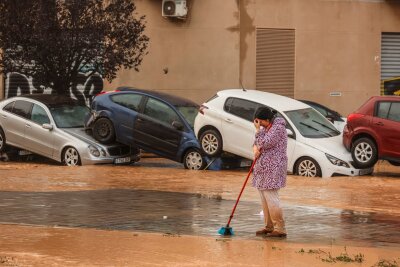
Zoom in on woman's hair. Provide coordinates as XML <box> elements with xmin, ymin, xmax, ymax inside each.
<box><xmin>254</xmin><ymin>107</ymin><xmax>276</xmax><ymax>121</ymax></box>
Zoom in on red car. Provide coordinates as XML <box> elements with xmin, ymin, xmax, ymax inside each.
<box><xmin>343</xmin><ymin>96</ymin><xmax>400</xmax><ymax>168</ymax></box>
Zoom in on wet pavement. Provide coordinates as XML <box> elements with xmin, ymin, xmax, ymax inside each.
<box><xmin>0</xmin><ymin>188</ymin><xmax>399</xmax><ymax>247</ymax></box>
<box><xmin>0</xmin><ymin>157</ymin><xmax>399</xmax><ymax>266</ymax></box>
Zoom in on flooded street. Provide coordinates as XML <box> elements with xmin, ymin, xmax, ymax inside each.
<box><xmin>1</xmin><ymin>189</ymin><xmax>400</xmax><ymax>247</ymax></box>
<box><xmin>0</xmin><ymin>157</ymin><xmax>399</xmax><ymax>266</ymax></box>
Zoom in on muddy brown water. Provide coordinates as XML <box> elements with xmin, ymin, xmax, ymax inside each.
<box><xmin>0</xmin><ymin>157</ymin><xmax>399</xmax><ymax>250</ymax></box>
<box><xmin>0</xmin><ymin>188</ymin><xmax>399</xmax><ymax>248</ymax></box>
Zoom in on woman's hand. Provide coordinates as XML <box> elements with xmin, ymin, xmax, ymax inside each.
<box><xmin>253</xmin><ymin>119</ymin><xmax>260</xmax><ymax>133</ymax></box>
<box><xmin>253</xmin><ymin>145</ymin><xmax>260</xmax><ymax>160</ymax></box>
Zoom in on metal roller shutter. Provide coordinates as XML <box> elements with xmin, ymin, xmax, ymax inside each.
<box><xmin>256</xmin><ymin>28</ymin><xmax>295</xmax><ymax>98</ymax></box>
<box><xmin>381</xmin><ymin>33</ymin><xmax>400</xmax><ymax>96</ymax></box>
<box><xmin>381</xmin><ymin>32</ymin><xmax>400</xmax><ymax>80</ymax></box>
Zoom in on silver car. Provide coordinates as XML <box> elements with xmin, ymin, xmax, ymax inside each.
<box><xmin>0</xmin><ymin>94</ymin><xmax>140</xmax><ymax>166</ymax></box>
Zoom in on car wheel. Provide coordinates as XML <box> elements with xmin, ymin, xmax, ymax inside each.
<box><xmin>351</xmin><ymin>137</ymin><xmax>378</xmax><ymax>169</ymax></box>
<box><xmin>295</xmin><ymin>157</ymin><xmax>322</xmax><ymax>177</ymax></box>
<box><xmin>93</xmin><ymin>118</ymin><xmax>115</xmax><ymax>144</ymax></box>
<box><xmin>63</xmin><ymin>147</ymin><xmax>81</xmax><ymax>166</ymax></box>
<box><xmin>0</xmin><ymin>128</ymin><xmax>6</xmax><ymax>153</ymax></box>
<box><xmin>199</xmin><ymin>129</ymin><xmax>223</xmax><ymax>157</ymax></box>
<box><xmin>183</xmin><ymin>149</ymin><xmax>206</xmax><ymax>170</ymax></box>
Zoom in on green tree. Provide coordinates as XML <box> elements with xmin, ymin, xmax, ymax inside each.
<box><xmin>0</xmin><ymin>0</ymin><xmax>149</xmax><ymax>96</ymax></box>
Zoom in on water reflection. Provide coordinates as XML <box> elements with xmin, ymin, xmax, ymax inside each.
<box><xmin>0</xmin><ymin>189</ymin><xmax>399</xmax><ymax>248</ymax></box>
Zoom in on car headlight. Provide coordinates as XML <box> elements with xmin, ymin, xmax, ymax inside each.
<box><xmin>100</xmin><ymin>149</ymin><xmax>106</xmax><ymax>157</ymax></box>
<box><xmin>88</xmin><ymin>145</ymin><xmax>100</xmax><ymax>157</ymax></box>
<box><xmin>325</xmin><ymin>154</ymin><xmax>350</xmax><ymax>168</ymax></box>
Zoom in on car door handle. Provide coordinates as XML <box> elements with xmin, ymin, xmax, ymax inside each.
<box><xmin>137</xmin><ymin>117</ymin><xmax>144</xmax><ymax>122</ymax></box>
<box><xmin>25</xmin><ymin>124</ymin><xmax>31</xmax><ymax>128</ymax></box>
<box><xmin>1</xmin><ymin>115</ymin><xmax>6</xmax><ymax>119</ymax></box>
<box><xmin>225</xmin><ymin>118</ymin><xmax>233</xmax><ymax>123</ymax></box>
<box><xmin>374</xmin><ymin>122</ymin><xmax>384</xmax><ymax>126</ymax></box>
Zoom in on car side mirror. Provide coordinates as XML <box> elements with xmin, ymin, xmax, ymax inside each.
<box><xmin>42</xmin><ymin>123</ymin><xmax>53</xmax><ymax>131</ymax></box>
<box><xmin>172</xmin><ymin>121</ymin><xmax>184</xmax><ymax>131</ymax></box>
<box><xmin>286</xmin><ymin>128</ymin><xmax>294</xmax><ymax>139</ymax></box>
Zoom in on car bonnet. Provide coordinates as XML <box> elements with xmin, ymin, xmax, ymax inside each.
<box><xmin>62</xmin><ymin>128</ymin><xmax>105</xmax><ymax>148</ymax></box>
<box><xmin>302</xmin><ymin>134</ymin><xmax>353</xmax><ymax>162</ymax></box>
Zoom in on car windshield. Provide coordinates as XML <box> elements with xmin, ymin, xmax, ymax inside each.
<box><xmin>284</xmin><ymin>108</ymin><xmax>340</xmax><ymax>138</ymax></box>
<box><xmin>50</xmin><ymin>105</ymin><xmax>89</xmax><ymax>128</ymax></box>
<box><xmin>176</xmin><ymin>106</ymin><xmax>198</xmax><ymax>128</ymax></box>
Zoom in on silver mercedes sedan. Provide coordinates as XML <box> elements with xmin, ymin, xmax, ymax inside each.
<box><xmin>0</xmin><ymin>94</ymin><xmax>140</xmax><ymax>166</ymax></box>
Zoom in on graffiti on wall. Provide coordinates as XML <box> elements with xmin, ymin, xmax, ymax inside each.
<box><xmin>4</xmin><ymin>72</ymin><xmax>104</xmax><ymax>104</ymax></box>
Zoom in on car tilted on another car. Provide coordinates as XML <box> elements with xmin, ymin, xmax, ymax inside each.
<box><xmin>343</xmin><ymin>96</ymin><xmax>400</xmax><ymax>168</ymax></box>
<box><xmin>0</xmin><ymin>94</ymin><xmax>139</xmax><ymax>166</ymax></box>
<box><xmin>194</xmin><ymin>89</ymin><xmax>373</xmax><ymax>177</ymax></box>
<box><xmin>85</xmin><ymin>87</ymin><xmax>206</xmax><ymax>170</ymax></box>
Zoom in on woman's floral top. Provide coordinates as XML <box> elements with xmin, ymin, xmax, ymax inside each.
<box><xmin>252</xmin><ymin>117</ymin><xmax>288</xmax><ymax>190</ymax></box>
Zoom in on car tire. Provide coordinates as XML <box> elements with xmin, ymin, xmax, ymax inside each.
<box><xmin>63</xmin><ymin>147</ymin><xmax>81</xmax><ymax>166</ymax></box>
<box><xmin>183</xmin><ymin>149</ymin><xmax>206</xmax><ymax>170</ymax></box>
<box><xmin>93</xmin><ymin>118</ymin><xmax>115</xmax><ymax>144</ymax></box>
<box><xmin>351</xmin><ymin>137</ymin><xmax>378</xmax><ymax>169</ymax></box>
<box><xmin>295</xmin><ymin>157</ymin><xmax>322</xmax><ymax>177</ymax></box>
<box><xmin>199</xmin><ymin>129</ymin><xmax>223</xmax><ymax>157</ymax></box>
<box><xmin>0</xmin><ymin>128</ymin><xmax>6</xmax><ymax>153</ymax></box>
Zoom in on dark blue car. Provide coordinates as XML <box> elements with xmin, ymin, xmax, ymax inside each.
<box><xmin>85</xmin><ymin>87</ymin><xmax>206</xmax><ymax>170</ymax></box>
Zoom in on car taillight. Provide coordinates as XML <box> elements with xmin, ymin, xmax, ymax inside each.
<box><xmin>347</xmin><ymin>113</ymin><xmax>364</xmax><ymax>122</ymax></box>
<box><xmin>199</xmin><ymin>104</ymin><xmax>209</xmax><ymax>115</ymax></box>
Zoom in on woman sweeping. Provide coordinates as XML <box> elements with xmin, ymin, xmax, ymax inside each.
<box><xmin>252</xmin><ymin>107</ymin><xmax>288</xmax><ymax>238</ymax></box>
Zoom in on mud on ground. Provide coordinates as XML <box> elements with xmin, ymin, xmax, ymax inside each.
<box><xmin>0</xmin><ymin>158</ymin><xmax>399</xmax><ymax>266</ymax></box>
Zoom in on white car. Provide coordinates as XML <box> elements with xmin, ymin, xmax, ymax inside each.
<box><xmin>194</xmin><ymin>89</ymin><xmax>373</xmax><ymax>177</ymax></box>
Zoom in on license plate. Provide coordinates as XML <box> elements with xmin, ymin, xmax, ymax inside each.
<box><xmin>114</xmin><ymin>156</ymin><xmax>131</xmax><ymax>164</ymax></box>
<box><xmin>18</xmin><ymin>150</ymin><xmax>32</xmax><ymax>156</ymax></box>
<box><xmin>359</xmin><ymin>168</ymin><xmax>373</xmax><ymax>175</ymax></box>
<box><xmin>240</xmin><ymin>160</ymin><xmax>252</xmax><ymax>167</ymax></box>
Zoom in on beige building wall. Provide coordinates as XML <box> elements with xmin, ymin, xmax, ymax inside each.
<box><xmin>105</xmin><ymin>0</ymin><xmax>240</xmax><ymax>103</ymax></box>
<box><xmin>246</xmin><ymin>0</ymin><xmax>400</xmax><ymax>116</ymax></box>
<box><xmin>107</xmin><ymin>0</ymin><xmax>400</xmax><ymax>116</ymax></box>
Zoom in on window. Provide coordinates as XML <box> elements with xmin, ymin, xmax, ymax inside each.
<box><xmin>377</xmin><ymin>102</ymin><xmax>391</xmax><ymax>119</ymax></box>
<box><xmin>377</xmin><ymin>101</ymin><xmax>400</xmax><ymax>122</ymax></box>
<box><xmin>224</xmin><ymin>97</ymin><xmax>262</xmax><ymax>121</ymax></box>
<box><xmin>388</xmin><ymin>102</ymin><xmax>400</xmax><ymax>122</ymax></box>
<box><xmin>31</xmin><ymin>104</ymin><xmax>50</xmax><ymax>125</ymax></box>
<box><xmin>285</xmin><ymin>108</ymin><xmax>340</xmax><ymax>138</ymax></box>
<box><xmin>224</xmin><ymin>98</ymin><xmax>234</xmax><ymax>112</ymax></box>
<box><xmin>313</xmin><ymin>105</ymin><xmax>328</xmax><ymax>117</ymax></box>
<box><xmin>12</xmin><ymin>100</ymin><xmax>32</xmax><ymax>119</ymax></box>
<box><xmin>175</xmin><ymin>106</ymin><xmax>197</xmax><ymax>128</ymax></box>
<box><xmin>144</xmin><ymin>98</ymin><xmax>180</xmax><ymax>126</ymax></box>
<box><xmin>50</xmin><ymin>105</ymin><xmax>89</xmax><ymax>128</ymax></box>
<box><xmin>3</xmin><ymin>101</ymin><xmax>15</xmax><ymax>113</ymax></box>
<box><xmin>111</xmin><ymin>94</ymin><xmax>142</xmax><ymax>112</ymax></box>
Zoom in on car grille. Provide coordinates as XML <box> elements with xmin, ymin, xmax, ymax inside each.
<box><xmin>108</xmin><ymin>146</ymin><xmax>131</xmax><ymax>156</ymax></box>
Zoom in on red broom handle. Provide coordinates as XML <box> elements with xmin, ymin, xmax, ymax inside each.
<box><xmin>226</xmin><ymin>158</ymin><xmax>258</xmax><ymax>227</ymax></box>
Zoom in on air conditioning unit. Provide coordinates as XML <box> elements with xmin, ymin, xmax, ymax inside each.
<box><xmin>162</xmin><ymin>0</ymin><xmax>187</xmax><ymax>19</ymax></box>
